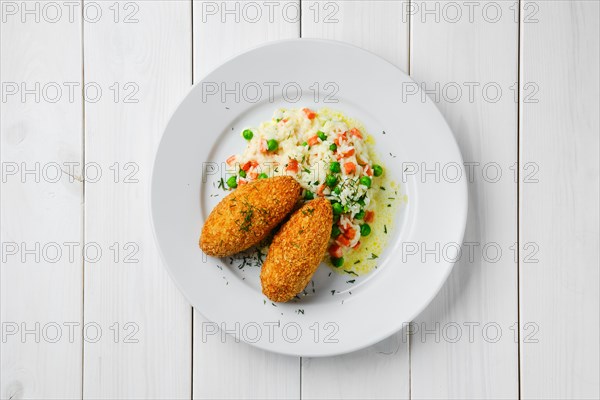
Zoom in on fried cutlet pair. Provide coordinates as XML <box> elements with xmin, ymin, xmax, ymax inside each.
<box><xmin>200</xmin><ymin>176</ymin><xmax>332</xmax><ymax>302</ymax></box>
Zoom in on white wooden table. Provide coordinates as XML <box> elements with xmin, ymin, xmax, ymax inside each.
<box><xmin>1</xmin><ymin>1</ymin><xmax>598</xmax><ymax>399</ymax></box>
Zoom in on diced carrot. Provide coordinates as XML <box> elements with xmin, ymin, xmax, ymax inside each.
<box><xmin>364</xmin><ymin>165</ymin><xmax>373</xmax><ymax>176</ymax></box>
<box><xmin>282</xmin><ymin>118</ymin><xmax>288</xmax><ymax>123</ymax></box>
<box><xmin>241</xmin><ymin>161</ymin><xmax>252</xmax><ymax>171</ymax></box>
<box><xmin>339</xmin><ymin>148</ymin><xmax>355</xmax><ymax>159</ymax></box>
<box><xmin>344</xmin><ymin>162</ymin><xmax>356</xmax><ymax>174</ymax></box>
<box><xmin>250</xmin><ymin>160</ymin><xmax>258</xmax><ymax>168</ymax></box>
<box><xmin>259</xmin><ymin>139</ymin><xmax>267</xmax><ymax>153</ymax></box>
<box><xmin>226</xmin><ymin>155</ymin><xmax>236</xmax><ymax>165</ymax></box>
<box><xmin>365</xmin><ymin>210</ymin><xmax>375</xmax><ymax>223</ymax></box>
<box><xmin>343</xmin><ymin>227</ymin><xmax>357</xmax><ymax>240</ymax></box>
<box><xmin>317</xmin><ymin>184</ymin><xmax>326</xmax><ymax>197</ymax></box>
<box><xmin>329</xmin><ymin>244</ymin><xmax>343</xmax><ymax>258</ymax></box>
<box><xmin>303</xmin><ymin>108</ymin><xmax>317</xmax><ymax>120</ymax></box>
<box><xmin>336</xmin><ymin>235</ymin><xmax>351</xmax><ymax>247</ymax></box>
<box><xmin>308</xmin><ymin>135</ymin><xmax>320</xmax><ymax>146</ymax></box>
<box><xmin>349</xmin><ymin>128</ymin><xmax>363</xmax><ymax>139</ymax></box>
<box><xmin>286</xmin><ymin>159</ymin><xmax>299</xmax><ymax>173</ymax></box>
<box><xmin>352</xmin><ymin>241</ymin><xmax>361</xmax><ymax>249</ymax></box>
<box><xmin>249</xmin><ymin>171</ymin><xmax>258</xmax><ymax>180</ymax></box>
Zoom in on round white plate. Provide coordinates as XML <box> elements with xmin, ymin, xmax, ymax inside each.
<box><xmin>151</xmin><ymin>39</ymin><xmax>467</xmax><ymax>357</ymax></box>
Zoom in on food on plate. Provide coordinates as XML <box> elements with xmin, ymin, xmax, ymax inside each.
<box><xmin>260</xmin><ymin>198</ymin><xmax>333</xmax><ymax>302</ymax></box>
<box><xmin>226</xmin><ymin>107</ymin><xmax>398</xmax><ymax>274</ymax></box>
<box><xmin>199</xmin><ymin>176</ymin><xmax>301</xmax><ymax>257</ymax></box>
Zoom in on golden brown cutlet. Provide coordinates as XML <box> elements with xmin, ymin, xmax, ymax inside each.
<box><xmin>200</xmin><ymin>176</ymin><xmax>301</xmax><ymax>257</ymax></box>
<box><xmin>261</xmin><ymin>197</ymin><xmax>333</xmax><ymax>302</ymax></box>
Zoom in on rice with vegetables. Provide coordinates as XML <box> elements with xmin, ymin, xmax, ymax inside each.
<box><xmin>224</xmin><ymin>107</ymin><xmax>389</xmax><ymax>271</ymax></box>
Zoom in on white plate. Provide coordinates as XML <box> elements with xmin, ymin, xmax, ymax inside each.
<box><xmin>151</xmin><ymin>39</ymin><xmax>467</xmax><ymax>357</ymax></box>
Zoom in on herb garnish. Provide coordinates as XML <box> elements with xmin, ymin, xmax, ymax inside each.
<box><xmin>239</xmin><ymin>204</ymin><xmax>254</xmax><ymax>232</ymax></box>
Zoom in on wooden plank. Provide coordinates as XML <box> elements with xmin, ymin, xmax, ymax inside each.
<box><xmin>82</xmin><ymin>1</ymin><xmax>192</xmax><ymax>398</ymax></box>
<box><xmin>300</xmin><ymin>1</ymin><xmax>410</xmax><ymax>399</ymax></box>
<box><xmin>301</xmin><ymin>0</ymin><xmax>409</xmax><ymax>72</ymax></box>
<box><xmin>0</xmin><ymin>1</ymin><xmax>83</xmax><ymax>398</ymax></box>
<box><xmin>520</xmin><ymin>1</ymin><xmax>600</xmax><ymax>399</ymax></box>
<box><xmin>192</xmin><ymin>1</ymin><xmax>300</xmax><ymax>398</ymax></box>
<box><xmin>410</xmin><ymin>1</ymin><xmax>519</xmax><ymax>398</ymax></box>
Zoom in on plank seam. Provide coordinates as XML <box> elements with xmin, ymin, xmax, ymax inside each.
<box><xmin>516</xmin><ymin>0</ymin><xmax>522</xmax><ymax>398</ymax></box>
<box><xmin>80</xmin><ymin>0</ymin><xmax>87</xmax><ymax>397</ymax></box>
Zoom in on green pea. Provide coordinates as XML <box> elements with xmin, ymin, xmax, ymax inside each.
<box><xmin>239</xmin><ymin>170</ymin><xmax>247</xmax><ymax>178</ymax></box>
<box><xmin>326</xmin><ymin>175</ymin><xmax>338</xmax><ymax>188</ymax></box>
<box><xmin>372</xmin><ymin>165</ymin><xmax>383</xmax><ymax>177</ymax></box>
<box><xmin>258</xmin><ymin>173</ymin><xmax>268</xmax><ymax>179</ymax></box>
<box><xmin>355</xmin><ymin>210</ymin><xmax>365</xmax><ymax>219</ymax></box>
<box><xmin>317</xmin><ymin>131</ymin><xmax>327</xmax><ymax>141</ymax></box>
<box><xmin>330</xmin><ymin>162</ymin><xmax>341</xmax><ymax>173</ymax></box>
<box><xmin>242</xmin><ymin>129</ymin><xmax>253</xmax><ymax>140</ymax></box>
<box><xmin>334</xmin><ymin>187</ymin><xmax>341</xmax><ymax>195</ymax></box>
<box><xmin>304</xmin><ymin>190</ymin><xmax>314</xmax><ymax>200</ymax></box>
<box><xmin>226</xmin><ymin>175</ymin><xmax>238</xmax><ymax>188</ymax></box>
<box><xmin>360</xmin><ymin>224</ymin><xmax>371</xmax><ymax>237</ymax></box>
<box><xmin>301</xmin><ymin>141</ymin><xmax>308</xmax><ymax>146</ymax></box>
<box><xmin>331</xmin><ymin>257</ymin><xmax>344</xmax><ymax>268</ymax></box>
<box><xmin>331</xmin><ymin>225</ymin><xmax>341</xmax><ymax>238</ymax></box>
<box><xmin>267</xmin><ymin>139</ymin><xmax>278</xmax><ymax>151</ymax></box>
<box><xmin>329</xmin><ymin>143</ymin><xmax>337</xmax><ymax>152</ymax></box>
<box><xmin>332</xmin><ymin>202</ymin><xmax>343</xmax><ymax>215</ymax></box>
<box><xmin>359</xmin><ymin>176</ymin><xmax>372</xmax><ymax>188</ymax></box>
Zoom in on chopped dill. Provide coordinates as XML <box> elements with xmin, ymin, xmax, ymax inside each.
<box><xmin>302</xmin><ymin>207</ymin><xmax>315</xmax><ymax>216</ymax></box>
<box><xmin>238</xmin><ymin>202</ymin><xmax>254</xmax><ymax>232</ymax></box>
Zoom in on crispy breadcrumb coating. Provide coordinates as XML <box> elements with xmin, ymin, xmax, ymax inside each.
<box><xmin>261</xmin><ymin>198</ymin><xmax>333</xmax><ymax>302</ymax></box>
<box><xmin>200</xmin><ymin>176</ymin><xmax>301</xmax><ymax>257</ymax></box>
